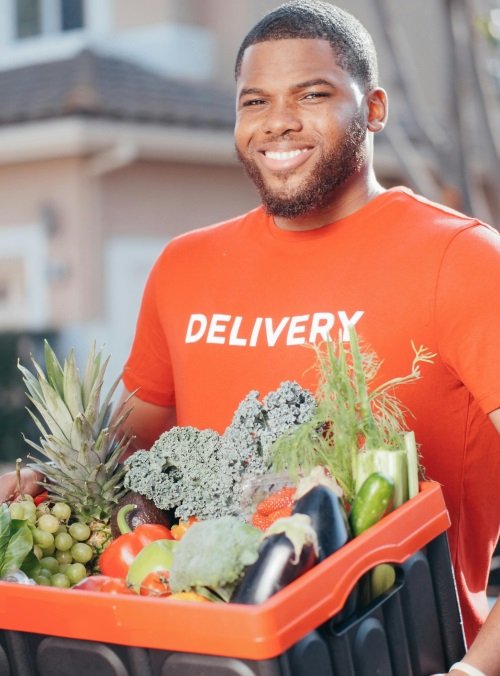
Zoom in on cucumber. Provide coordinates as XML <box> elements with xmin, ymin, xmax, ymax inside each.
<box><xmin>350</xmin><ymin>471</ymin><xmax>395</xmax><ymax>536</ymax></box>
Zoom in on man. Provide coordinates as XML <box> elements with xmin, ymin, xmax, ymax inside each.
<box><xmin>2</xmin><ymin>2</ymin><xmax>499</xmax><ymax>673</ymax></box>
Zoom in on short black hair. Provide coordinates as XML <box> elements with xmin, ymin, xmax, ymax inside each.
<box><xmin>235</xmin><ymin>0</ymin><xmax>379</xmax><ymax>91</ymax></box>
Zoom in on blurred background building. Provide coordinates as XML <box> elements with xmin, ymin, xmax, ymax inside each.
<box><xmin>0</xmin><ymin>0</ymin><xmax>499</xmax><ymax>463</ymax></box>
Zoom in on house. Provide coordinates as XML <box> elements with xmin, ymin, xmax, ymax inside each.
<box><xmin>0</xmin><ymin>0</ymin><xmax>498</xmax><ymax>384</ymax></box>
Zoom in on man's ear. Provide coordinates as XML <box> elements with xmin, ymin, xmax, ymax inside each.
<box><xmin>366</xmin><ymin>87</ymin><xmax>388</xmax><ymax>133</ymax></box>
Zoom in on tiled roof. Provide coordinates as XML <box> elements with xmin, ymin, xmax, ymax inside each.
<box><xmin>0</xmin><ymin>49</ymin><xmax>236</xmax><ymax>129</ymax></box>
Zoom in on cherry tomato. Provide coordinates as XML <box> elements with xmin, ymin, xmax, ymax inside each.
<box><xmin>139</xmin><ymin>570</ymin><xmax>171</xmax><ymax>597</ymax></box>
<box><xmin>72</xmin><ymin>575</ymin><xmax>136</xmax><ymax>595</ymax></box>
<box><xmin>170</xmin><ymin>516</ymin><xmax>198</xmax><ymax>541</ymax></box>
<box><xmin>34</xmin><ymin>490</ymin><xmax>49</xmax><ymax>506</ymax></box>
<box><xmin>100</xmin><ymin>577</ymin><xmax>136</xmax><ymax>595</ymax></box>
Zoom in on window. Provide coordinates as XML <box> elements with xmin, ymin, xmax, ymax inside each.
<box><xmin>15</xmin><ymin>0</ymin><xmax>84</xmax><ymax>40</ymax></box>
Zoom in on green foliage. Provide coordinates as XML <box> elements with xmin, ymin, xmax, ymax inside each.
<box><xmin>271</xmin><ymin>328</ymin><xmax>435</xmax><ymax>502</ymax></box>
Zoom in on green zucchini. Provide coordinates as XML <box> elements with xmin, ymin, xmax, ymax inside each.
<box><xmin>350</xmin><ymin>471</ymin><xmax>395</xmax><ymax>536</ymax></box>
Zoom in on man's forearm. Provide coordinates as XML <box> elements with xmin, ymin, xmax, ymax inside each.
<box><xmin>445</xmin><ymin>599</ymin><xmax>500</xmax><ymax>675</ymax></box>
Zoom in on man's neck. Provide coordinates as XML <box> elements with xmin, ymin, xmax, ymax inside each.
<box><xmin>273</xmin><ymin>176</ymin><xmax>385</xmax><ymax>232</ymax></box>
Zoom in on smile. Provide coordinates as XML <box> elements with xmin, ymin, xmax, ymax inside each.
<box><xmin>264</xmin><ymin>148</ymin><xmax>310</xmax><ymax>161</ymax></box>
<box><xmin>259</xmin><ymin>146</ymin><xmax>315</xmax><ymax>172</ymax></box>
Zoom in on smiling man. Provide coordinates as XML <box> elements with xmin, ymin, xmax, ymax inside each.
<box><xmin>2</xmin><ymin>2</ymin><xmax>499</xmax><ymax>674</ymax></box>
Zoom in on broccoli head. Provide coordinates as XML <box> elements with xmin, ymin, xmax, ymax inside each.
<box><xmin>169</xmin><ymin>516</ymin><xmax>262</xmax><ymax>601</ymax></box>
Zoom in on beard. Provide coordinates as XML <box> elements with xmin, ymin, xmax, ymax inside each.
<box><xmin>236</xmin><ymin>113</ymin><xmax>367</xmax><ymax>219</ymax></box>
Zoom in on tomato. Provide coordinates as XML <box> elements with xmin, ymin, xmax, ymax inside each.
<box><xmin>100</xmin><ymin>577</ymin><xmax>136</xmax><ymax>595</ymax></box>
<box><xmin>72</xmin><ymin>575</ymin><xmax>136</xmax><ymax>595</ymax></box>
<box><xmin>170</xmin><ymin>516</ymin><xmax>198</xmax><ymax>541</ymax></box>
<box><xmin>72</xmin><ymin>575</ymin><xmax>110</xmax><ymax>591</ymax></box>
<box><xmin>139</xmin><ymin>570</ymin><xmax>171</xmax><ymax>597</ymax></box>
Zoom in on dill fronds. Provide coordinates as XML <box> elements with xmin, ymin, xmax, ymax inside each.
<box><xmin>271</xmin><ymin>327</ymin><xmax>435</xmax><ymax>501</ymax></box>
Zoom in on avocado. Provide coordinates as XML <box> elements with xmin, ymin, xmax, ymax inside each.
<box><xmin>110</xmin><ymin>491</ymin><xmax>176</xmax><ymax>538</ymax></box>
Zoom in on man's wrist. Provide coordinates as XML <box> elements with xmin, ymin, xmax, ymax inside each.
<box><xmin>449</xmin><ymin>661</ymin><xmax>486</xmax><ymax>676</ymax></box>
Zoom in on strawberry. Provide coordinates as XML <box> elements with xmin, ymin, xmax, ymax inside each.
<box><xmin>255</xmin><ymin>486</ymin><xmax>296</xmax><ymax>516</ymax></box>
<box><xmin>251</xmin><ymin>512</ymin><xmax>271</xmax><ymax>530</ymax></box>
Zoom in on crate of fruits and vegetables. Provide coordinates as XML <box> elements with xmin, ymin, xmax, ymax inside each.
<box><xmin>0</xmin><ymin>331</ymin><xmax>466</xmax><ymax>676</ymax></box>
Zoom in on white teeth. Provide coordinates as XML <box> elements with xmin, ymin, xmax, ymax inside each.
<box><xmin>264</xmin><ymin>148</ymin><xmax>308</xmax><ymax>160</ymax></box>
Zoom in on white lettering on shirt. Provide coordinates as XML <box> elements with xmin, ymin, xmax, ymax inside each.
<box><xmin>287</xmin><ymin>315</ymin><xmax>310</xmax><ymax>345</ymax></box>
<box><xmin>207</xmin><ymin>314</ymin><xmax>231</xmax><ymax>344</ymax></box>
<box><xmin>184</xmin><ymin>311</ymin><xmax>364</xmax><ymax>347</ymax></box>
<box><xmin>229</xmin><ymin>316</ymin><xmax>247</xmax><ymax>346</ymax></box>
<box><xmin>265</xmin><ymin>316</ymin><xmax>290</xmax><ymax>346</ymax></box>
<box><xmin>339</xmin><ymin>310</ymin><xmax>365</xmax><ymax>340</ymax></box>
<box><xmin>185</xmin><ymin>313</ymin><xmax>207</xmax><ymax>343</ymax></box>
<box><xmin>249</xmin><ymin>317</ymin><xmax>263</xmax><ymax>347</ymax></box>
<box><xmin>309</xmin><ymin>312</ymin><xmax>335</xmax><ymax>343</ymax></box>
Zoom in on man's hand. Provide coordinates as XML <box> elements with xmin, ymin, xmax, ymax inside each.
<box><xmin>0</xmin><ymin>467</ymin><xmax>43</xmax><ymax>504</ymax></box>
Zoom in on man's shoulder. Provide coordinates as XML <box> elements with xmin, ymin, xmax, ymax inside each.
<box><xmin>390</xmin><ymin>187</ymin><xmax>488</xmax><ymax>229</ymax></box>
<box><xmin>169</xmin><ymin>206</ymin><xmax>264</xmax><ymax>250</ymax></box>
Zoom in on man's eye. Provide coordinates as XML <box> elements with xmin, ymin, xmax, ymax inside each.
<box><xmin>242</xmin><ymin>99</ymin><xmax>265</xmax><ymax>107</ymax></box>
<box><xmin>303</xmin><ymin>92</ymin><xmax>329</xmax><ymax>100</ymax></box>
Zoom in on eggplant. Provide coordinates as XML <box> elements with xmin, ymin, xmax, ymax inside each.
<box><xmin>231</xmin><ymin>533</ymin><xmax>317</xmax><ymax>605</ymax></box>
<box><xmin>292</xmin><ymin>485</ymin><xmax>351</xmax><ymax>560</ymax></box>
<box><xmin>293</xmin><ymin>485</ymin><xmax>358</xmax><ymax>625</ymax></box>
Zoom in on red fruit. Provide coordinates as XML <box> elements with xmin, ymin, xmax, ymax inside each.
<box><xmin>72</xmin><ymin>575</ymin><xmax>110</xmax><ymax>591</ymax></box>
<box><xmin>72</xmin><ymin>575</ymin><xmax>135</xmax><ymax>595</ymax></box>
<box><xmin>170</xmin><ymin>516</ymin><xmax>198</xmax><ymax>541</ymax></box>
<box><xmin>266</xmin><ymin>504</ymin><xmax>293</xmax><ymax>526</ymax></box>
<box><xmin>255</xmin><ymin>487</ymin><xmax>296</xmax><ymax>516</ymax></box>
<box><xmin>100</xmin><ymin>578</ymin><xmax>136</xmax><ymax>595</ymax></box>
<box><xmin>33</xmin><ymin>490</ymin><xmax>49</xmax><ymax>506</ymax></box>
<box><xmin>251</xmin><ymin>512</ymin><xmax>271</xmax><ymax>530</ymax></box>
<box><xmin>140</xmin><ymin>570</ymin><xmax>171</xmax><ymax>597</ymax></box>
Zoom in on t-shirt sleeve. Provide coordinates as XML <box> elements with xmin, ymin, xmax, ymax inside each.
<box><xmin>435</xmin><ymin>223</ymin><xmax>500</xmax><ymax>414</ymax></box>
<box><xmin>122</xmin><ymin>251</ymin><xmax>175</xmax><ymax>407</ymax></box>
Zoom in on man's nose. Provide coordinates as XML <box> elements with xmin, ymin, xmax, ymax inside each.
<box><xmin>263</xmin><ymin>101</ymin><xmax>303</xmax><ymax>135</ymax></box>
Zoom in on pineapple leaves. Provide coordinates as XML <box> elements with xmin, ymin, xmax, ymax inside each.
<box><xmin>19</xmin><ymin>340</ymin><xmax>131</xmax><ymax>525</ymax></box>
<box><xmin>82</xmin><ymin>341</ymin><xmax>100</xmax><ymax>409</ymax></box>
<box><xmin>43</xmin><ymin>340</ymin><xmax>65</xmax><ymax>397</ymax></box>
<box><xmin>63</xmin><ymin>351</ymin><xmax>84</xmax><ymax>418</ymax></box>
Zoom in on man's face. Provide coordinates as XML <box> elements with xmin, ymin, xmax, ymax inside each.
<box><xmin>235</xmin><ymin>39</ymin><xmax>368</xmax><ymax>219</ymax></box>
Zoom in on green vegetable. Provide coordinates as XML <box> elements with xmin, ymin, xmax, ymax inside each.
<box><xmin>126</xmin><ymin>539</ymin><xmax>177</xmax><ymax>593</ymax></box>
<box><xmin>0</xmin><ymin>504</ymin><xmax>34</xmax><ymax>577</ymax></box>
<box><xmin>272</xmin><ymin>327</ymin><xmax>435</xmax><ymax>502</ymax></box>
<box><xmin>350</xmin><ymin>472</ymin><xmax>395</xmax><ymax>536</ymax></box>
<box><xmin>370</xmin><ymin>563</ymin><xmax>396</xmax><ymax>598</ymax></box>
<box><xmin>355</xmin><ymin>448</ymin><xmax>408</xmax><ymax>508</ymax></box>
<box><xmin>123</xmin><ymin>381</ymin><xmax>315</xmax><ymax>520</ymax></box>
<box><xmin>404</xmin><ymin>431</ymin><xmax>420</xmax><ymax>499</ymax></box>
<box><xmin>169</xmin><ymin>516</ymin><xmax>262</xmax><ymax>602</ymax></box>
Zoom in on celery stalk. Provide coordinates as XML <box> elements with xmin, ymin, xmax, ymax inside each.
<box><xmin>355</xmin><ymin>448</ymin><xmax>408</xmax><ymax>507</ymax></box>
<box><xmin>404</xmin><ymin>431</ymin><xmax>420</xmax><ymax>499</ymax></box>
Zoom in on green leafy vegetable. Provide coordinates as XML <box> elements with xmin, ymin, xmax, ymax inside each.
<box><xmin>0</xmin><ymin>504</ymin><xmax>34</xmax><ymax>577</ymax></box>
<box><xmin>271</xmin><ymin>326</ymin><xmax>435</xmax><ymax>502</ymax></box>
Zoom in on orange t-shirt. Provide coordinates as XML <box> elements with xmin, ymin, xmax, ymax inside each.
<box><xmin>124</xmin><ymin>187</ymin><xmax>500</xmax><ymax>644</ymax></box>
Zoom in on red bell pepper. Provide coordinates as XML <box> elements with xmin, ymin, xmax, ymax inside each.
<box><xmin>34</xmin><ymin>490</ymin><xmax>49</xmax><ymax>506</ymax></box>
<box><xmin>99</xmin><ymin>504</ymin><xmax>173</xmax><ymax>579</ymax></box>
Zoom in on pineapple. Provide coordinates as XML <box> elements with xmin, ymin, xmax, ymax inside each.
<box><xmin>18</xmin><ymin>340</ymin><xmax>133</xmax><ymax>563</ymax></box>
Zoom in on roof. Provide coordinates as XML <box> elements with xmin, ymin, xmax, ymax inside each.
<box><xmin>0</xmin><ymin>49</ymin><xmax>236</xmax><ymax>130</ymax></box>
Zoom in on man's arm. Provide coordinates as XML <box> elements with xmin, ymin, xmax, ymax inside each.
<box><xmin>115</xmin><ymin>387</ymin><xmax>177</xmax><ymax>459</ymax></box>
<box><xmin>444</xmin><ymin>407</ymin><xmax>500</xmax><ymax>676</ymax></box>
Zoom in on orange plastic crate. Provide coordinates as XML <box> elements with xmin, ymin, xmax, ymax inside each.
<box><xmin>0</xmin><ymin>481</ymin><xmax>450</xmax><ymax>660</ymax></box>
